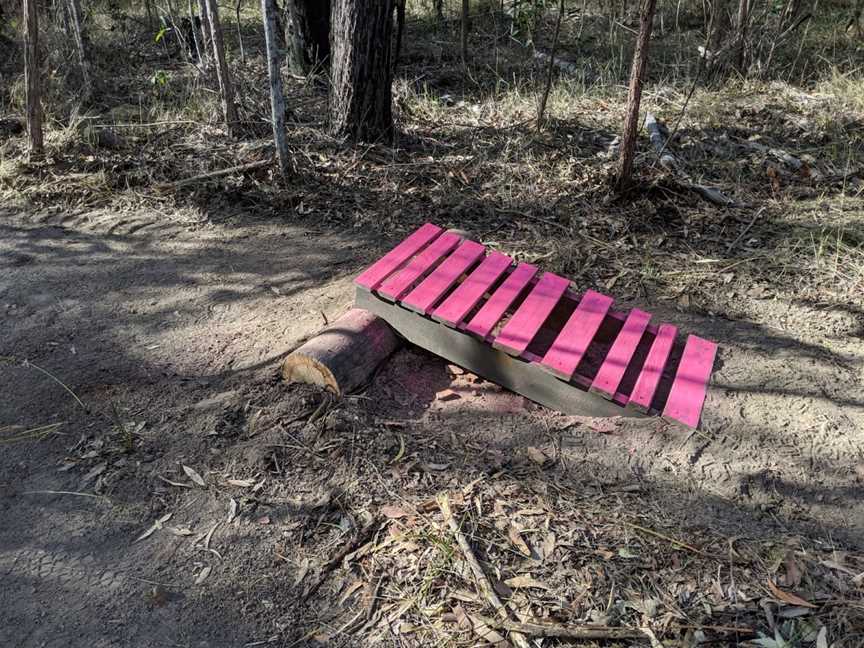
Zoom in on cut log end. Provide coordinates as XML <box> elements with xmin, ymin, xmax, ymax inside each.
<box><xmin>282</xmin><ymin>308</ymin><xmax>401</xmax><ymax>395</ymax></box>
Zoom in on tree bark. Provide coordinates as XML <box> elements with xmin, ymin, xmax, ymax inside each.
<box><xmin>734</xmin><ymin>0</ymin><xmax>749</xmax><ymax>72</ymax></box>
<box><xmin>261</xmin><ymin>0</ymin><xmax>290</xmax><ymax>174</ymax></box>
<box><xmin>235</xmin><ymin>0</ymin><xmax>246</xmax><ymax>64</ymax></box>
<box><xmin>67</xmin><ymin>0</ymin><xmax>91</xmax><ymax>100</ymax></box>
<box><xmin>204</xmin><ymin>0</ymin><xmax>239</xmax><ymax>130</ymax></box>
<box><xmin>461</xmin><ymin>0</ymin><xmax>469</xmax><ymax>64</ymax></box>
<box><xmin>282</xmin><ymin>309</ymin><xmax>401</xmax><ymax>395</ymax></box>
<box><xmin>393</xmin><ymin>0</ymin><xmax>405</xmax><ymax>69</ymax></box>
<box><xmin>329</xmin><ymin>0</ymin><xmax>394</xmax><ymax>141</ymax></box>
<box><xmin>616</xmin><ymin>0</ymin><xmax>657</xmax><ymax>191</ymax></box>
<box><xmin>197</xmin><ymin>0</ymin><xmax>212</xmax><ymax>68</ymax></box>
<box><xmin>23</xmin><ymin>0</ymin><xmax>43</xmax><ymax>158</ymax></box>
<box><xmin>283</xmin><ymin>0</ymin><xmax>330</xmax><ymax>75</ymax></box>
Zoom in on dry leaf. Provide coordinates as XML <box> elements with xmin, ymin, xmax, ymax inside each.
<box><xmin>182</xmin><ymin>465</ymin><xmax>207</xmax><ymax>487</ymax></box>
<box><xmin>194</xmin><ymin>565</ymin><xmax>211</xmax><ymax>584</ymax></box>
<box><xmin>526</xmin><ymin>447</ymin><xmax>548</xmax><ymax>465</ymax></box>
<box><xmin>381</xmin><ymin>504</ymin><xmax>409</xmax><ymax>519</ymax></box>
<box><xmin>168</xmin><ymin>526</ymin><xmax>194</xmax><ymax>536</ymax></box>
<box><xmin>508</xmin><ymin>525</ymin><xmax>532</xmax><ymax>557</ymax></box>
<box><xmin>504</xmin><ymin>574</ymin><xmax>550</xmax><ymax>590</ymax></box>
<box><xmin>453</xmin><ymin>605</ymin><xmax>472</xmax><ymax>630</ymax></box>
<box><xmin>467</xmin><ymin>614</ymin><xmax>509</xmax><ymax>645</ymax></box>
<box><xmin>134</xmin><ymin>512</ymin><xmax>172</xmax><ymax>543</ymax></box>
<box><xmin>227</xmin><ymin>478</ymin><xmax>255</xmax><ymax>488</ymax></box>
<box><xmin>767</xmin><ymin>579</ymin><xmax>816</xmax><ymax>608</ymax></box>
<box><xmin>227</xmin><ymin>498</ymin><xmax>238</xmax><ymax>524</ymax></box>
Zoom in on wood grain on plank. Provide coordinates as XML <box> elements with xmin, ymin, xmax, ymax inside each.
<box><xmin>354</xmin><ymin>223</ymin><xmax>443</xmax><ymax>291</ymax></box>
<box><xmin>627</xmin><ymin>323</ymin><xmax>678</xmax><ymax>413</ymax></box>
<box><xmin>492</xmin><ymin>272</ymin><xmax>570</xmax><ymax>357</ymax></box>
<box><xmin>432</xmin><ymin>251</ymin><xmax>513</xmax><ymax>327</ymax></box>
<box><xmin>590</xmin><ymin>307</ymin><xmax>651</xmax><ymax>398</ymax></box>
<box><xmin>376</xmin><ymin>232</ymin><xmax>461</xmax><ymax>302</ymax></box>
<box><xmin>402</xmin><ymin>240</ymin><xmax>486</xmax><ymax>315</ymax></box>
<box><xmin>465</xmin><ymin>263</ymin><xmax>538</xmax><ymax>339</ymax></box>
<box><xmin>540</xmin><ymin>289</ymin><xmax>614</xmax><ymax>380</ymax></box>
<box><xmin>662</xmin><ymin>334</ymin><xmax>717</xmax><ymax>428</ymax></box>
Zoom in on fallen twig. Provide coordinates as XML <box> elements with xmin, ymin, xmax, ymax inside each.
<box><xmin>727</xmin><ymin>207</ymin><xmax>766</xmax><ymax>253</ymax></box>
<box><xmin>469</xmin><ymin>613</ymin><xmax>650</xmax><ymax>640</ymax></box>
<box><xmin>155</xmin><ymin>159</ymin><xmax>272</xmax><ymax>190</ymax></box>
<box><xmin>438</xmin><ymin>494</ymin><xmax>531</xmax><ymax>648</ymax></box>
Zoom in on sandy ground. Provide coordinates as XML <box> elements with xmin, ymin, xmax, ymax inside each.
<box><xmin>1</xmin><ymin>206</ymin><xmax>863</xmax><ymax>647</ymax></box>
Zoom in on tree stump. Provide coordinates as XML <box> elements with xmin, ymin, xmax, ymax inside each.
<box><xmin>282</xmin><ymin>308</ymin><xmax>401</xmax><ymax>395</ymax></box>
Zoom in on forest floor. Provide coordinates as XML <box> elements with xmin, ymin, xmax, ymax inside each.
<box><xmin>2</xmin><ymin>8</ymin><xmax>864</xmax><ymax>648</ymax></box>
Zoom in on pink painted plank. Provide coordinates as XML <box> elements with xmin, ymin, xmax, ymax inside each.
<box><xmin>432</xmin><ymin>251</ymin><xmax>513</xmax><ymax>327</ymax></box>
<box><xmin>402</xmin><ymin>240</ymin><xmax>486</xmax><ymax>315</ymax></box>
<box><xmin>465</xmin><ymin>263</ymin><xmax>538</xmax><ymax>339</ymax></box>
<box><xmin>662</xmin><ymin>335</ymin><xmax>718</xmax><ymax>428</ymax></box>
<box><xmin>590</xmin><ymin>308</ymin><xmax>652</xmax><ymax>398</ymax></box>
<box><xmin>628</xmin><ymin>323</ymin><xmax>677</xmax><ymax>412</ymax></box>
<box><xmin>492</xmin><ymin>272</ymin><xmax>570</xmax><ymax>357</ymax></box>
<box><xmin>355</xmin><ymin>223</ymin><xmax>443</xmax><ymax>291</ymax></box>
<box><xmin>540</xmin><ymin>289</ymin><xmax>614</xmax><ymax>380</ymax></box>
<box><xmin>376</xmin><ymin>232</ymin><xmax>461</xmax><ymax>302</ymax></box>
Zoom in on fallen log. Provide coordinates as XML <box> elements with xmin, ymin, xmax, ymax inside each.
<box><xmin>281</xmin><ymin>308</ymin><xmax>401</xmax><ymax>395</ymax></box>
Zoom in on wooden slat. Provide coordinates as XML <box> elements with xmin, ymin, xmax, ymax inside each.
<box><xmin>401</xmin><ymin>240</ymin><xmax>486</xmax><ymax>315</ymax></box>
<box><xmin>492</xmin><ymin>272</ymin><xmax>570</xmax><ymax>357</ymax></box>
<box><xmin>540</xmin><ymin>289</ymin><xmax>614</xmax><ymax>380</ymax></box>
<box><xmin>465</xmin><ymin>262</ymin><xmax>538</xmax><ymax>339</ymax></box>
<box><xmin>432</xmin><ymin>251</ymin><xmax>513</xmax><ymax>327</ymax></box>
<box><xmin>627</xmin><ymin>323</ymin><xmax>677</xmax><ymax>413</ymax></box>
<box><xmin>590</xmin><ymin>308</ymin><xmax>651</xmax><ymax>399</ymax></box>
<box><xmin>354</xmin><ymin>223</ymin><xmax>443</xmax><ymax>291</ymax></box>
<box><xmin>662</xmin><ymin>335</ymin><xmax>717</xmax><ymax>428</ymax></box>
<box><xmin>376</xmin><ymin>232</ymin><xmax>461</xmax><ymax>302</ymax></box>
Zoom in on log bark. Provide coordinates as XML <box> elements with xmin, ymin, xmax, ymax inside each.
<box><xmin>283</xmin><ymin>0</ymin><xmax>330</xmax><ymax>75</ymax></box>
<box><xmin>262</xmin><ymin>0</ymin><xmax>290</xmax><ymax>174</ymax></box>
<box><xmin>23</xmin><ymin>0</ymin><xmax>43</xmax><ymax>158</ymax></box>
<box><xmin>282</xmin><ymin>309</ymin><xmax>401</xmax><ymax>395</ymax></box>
<box><xmin>616</xmin><ymin>0</ymin><xmax>657</xmax><ymax>191</ymax></box>
<box><xmin>204</xmin><ymin>0</ymin><xmax>239</xmax><ymax>130</ymax></box>
<box><xmin>329</xmin><ymin>0</ymin><xmax>394</xmax><ymax>141</ymax></box>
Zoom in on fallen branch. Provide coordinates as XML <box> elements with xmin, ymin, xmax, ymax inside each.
<box><xmin>438</xmin><ymin>494</ymin><xmax>531</xmax><ymax>648</ymax></box>
<box><xmin>470</xmin><ymin>613</ymin><xmax>650</xmax><ymax>641</ymax></box>
<box><xmin>155</xmin><ymin>159</ymin><xmax>272</xmax><ymax>190</ymax></box>
<box><xmin>726</xmin><ymin>206</ymin><xmax>765</xmax><ymax>253</ymax></box>
<box><xmin>644</xmin><ymin>112</ymin><xmax>746</xmax><ymax>208</ymax></box>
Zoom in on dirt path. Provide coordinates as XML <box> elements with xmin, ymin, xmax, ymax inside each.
<box><xmin>1</xmin><ymin>207</ymin><xmax>862</xmax><ymax>646</ymax></box>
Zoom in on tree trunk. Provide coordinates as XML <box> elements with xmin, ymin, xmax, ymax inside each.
<box><xmin>261</xmin><ymin>0</ymin><xmax>290</xmax><ymax>174</ymax></box>
<box><xmin>67</xmin><ymin>0</ymin><xmax>91</xmax><ymax>100</ymax></box>
<box><xmin>393</xmin><ymin>0</ymin><xmax>405</xmax><ymax>69</ymax></box>
<box><xmin>235</xmin><ymin>0</ymin><xmax>245</xmax><ymax>64</ymax></box>
<box><xmin>461</xmin><ymin>0</ymin><xmax>469</xmax><ymax>64</ymax></box>
<box><xmin>735</xmin><ymin>0</ymin><xmax>749</xmax><ymax>72</ymax></box>
<box><xmin>204</xmin><ymin>0</ymin><xmax>239</xmax><ymax>130</ymax></box>
<box><xmin>23</xmin><ymin>0</ymin><xmax>43</xmax><ymax>158</ymax></box>
<box><xmin>616</xmin><ymin>0</ymin><xmax>657</xmax><ymax>191</ymax></box>
<box><xmin>198</xmin><ymin>0</ymin><xmax>212</xmax><ymax>68</ymax></box>
<box><xmin>283</xmin><ymin>0</ymin><xmax>330</xmax><ymax>75</ymax></box>
<box><xmin>329</xmin><ymin>0</ymin><xmax>394</xmax><ymax>141</ymax></box>
<box><xmin>282</xmin><ymin>309</ymin><xmax>401</xmax><ymax>395</ymax></box>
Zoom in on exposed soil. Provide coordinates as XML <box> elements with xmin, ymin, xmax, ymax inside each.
<box><xmin>1</xmin><ymin>202</ymin><xmax>862</xmax><ymax>647</ymax></box>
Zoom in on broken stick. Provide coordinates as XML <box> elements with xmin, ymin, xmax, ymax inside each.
<box><xmin>438</xmin><ymin>494</ymin><xmax>531</xmax><ymax>648</ymax></box>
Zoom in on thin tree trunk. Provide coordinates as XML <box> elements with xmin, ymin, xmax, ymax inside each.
<box><xmin>23</xmin><ymin>0</ymin><xmax>43</xmax><ymax>158</ymax></box>
<box><xmin>734</xmin><ymin>0</ymin><xmax>748</xmax><ymax>72</ymax></box>
<box><xmin>235</xmin><ymin>0</ymin><xmax>245</xmax><ymax>64</ymax></box>
<box><xmin>329</xmin><ymin>0</ymin><xmax>394</xmax><ymax>141</ymax></box>
<box><xmin>188</xmin><ymin>0</ymin><xmax>204</xmax><ymax>64</ymax></box>
<box><xmin>198</xmin><ymin>0</ymin><xmax>212</xmax><ymax>68</ymax></box>
<box><xmin>393</xmin><ymin>0</ymin><xmax>405</xmax><ymax>70</ymax></box>
<box><xmin>536</xmin><ymin>0</ymin><xmax>564</xmax><ymax>131</ymax></box>
<box><xmin>261</xmin><ymin>0</ymin><xmax>289</xmax><ymax>174</ymax></box>
<box><xmin>617</xmin><ymin>0</ymin><xmax>658</xmax><ymax>191</ymax></box>
<box><xmin>67</xmin><ymin>0</ymin><xmax>91</xmax><ymax>100</ymax></box>
<box><xmin>461</xmin><ymin>0</ymin><xmax>469</xmax><ymax>64</ymax></box>
<box><xmin>204</xmin><ymin>0</ymin><xmax>239</xmax><ymax>130</ymax></box>
<box><xmin>284</xmin><ymin>0</ymin><xmax>330</xmax><ymax>75</ymax></box>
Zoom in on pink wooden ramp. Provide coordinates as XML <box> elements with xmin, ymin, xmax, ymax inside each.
<box><xmin>432</xmin><ymin>251</ymin><xmax>512</xmax><ymax>327</ymax></box>
<box><xmin>352</xmin><ymin>223</ymin><xmax>719</xmax><ymax>428</ymax></box>
<box><xmin>541</xmin><ymin>290</ymin><xmax>614</xmax><ymax>380</ymax></box>
<box><xmin>662</xmin><ymin>335</ymin><xmax>718</xmax><ymax>428</ymax></box>
<box><xmin>493</xmin><ymin>273</ymin><xmax>570</xmax><ymax>357</ymax></box>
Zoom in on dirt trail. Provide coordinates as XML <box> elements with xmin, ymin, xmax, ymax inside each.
<box><xmin>1</xmin><ymin>207</ymin><xmax>862</xmax><ymax>646</ymax></box>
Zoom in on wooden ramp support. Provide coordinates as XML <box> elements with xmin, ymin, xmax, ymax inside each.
<box><xmin>353</xmin><ymin>223</ymin><xmax>719</xmax><ymax>429</ymax></box>
<box><xmin>282</xmin><ymin>308</ymin><xmax>401</xmax><ymax>395</ymax></box>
